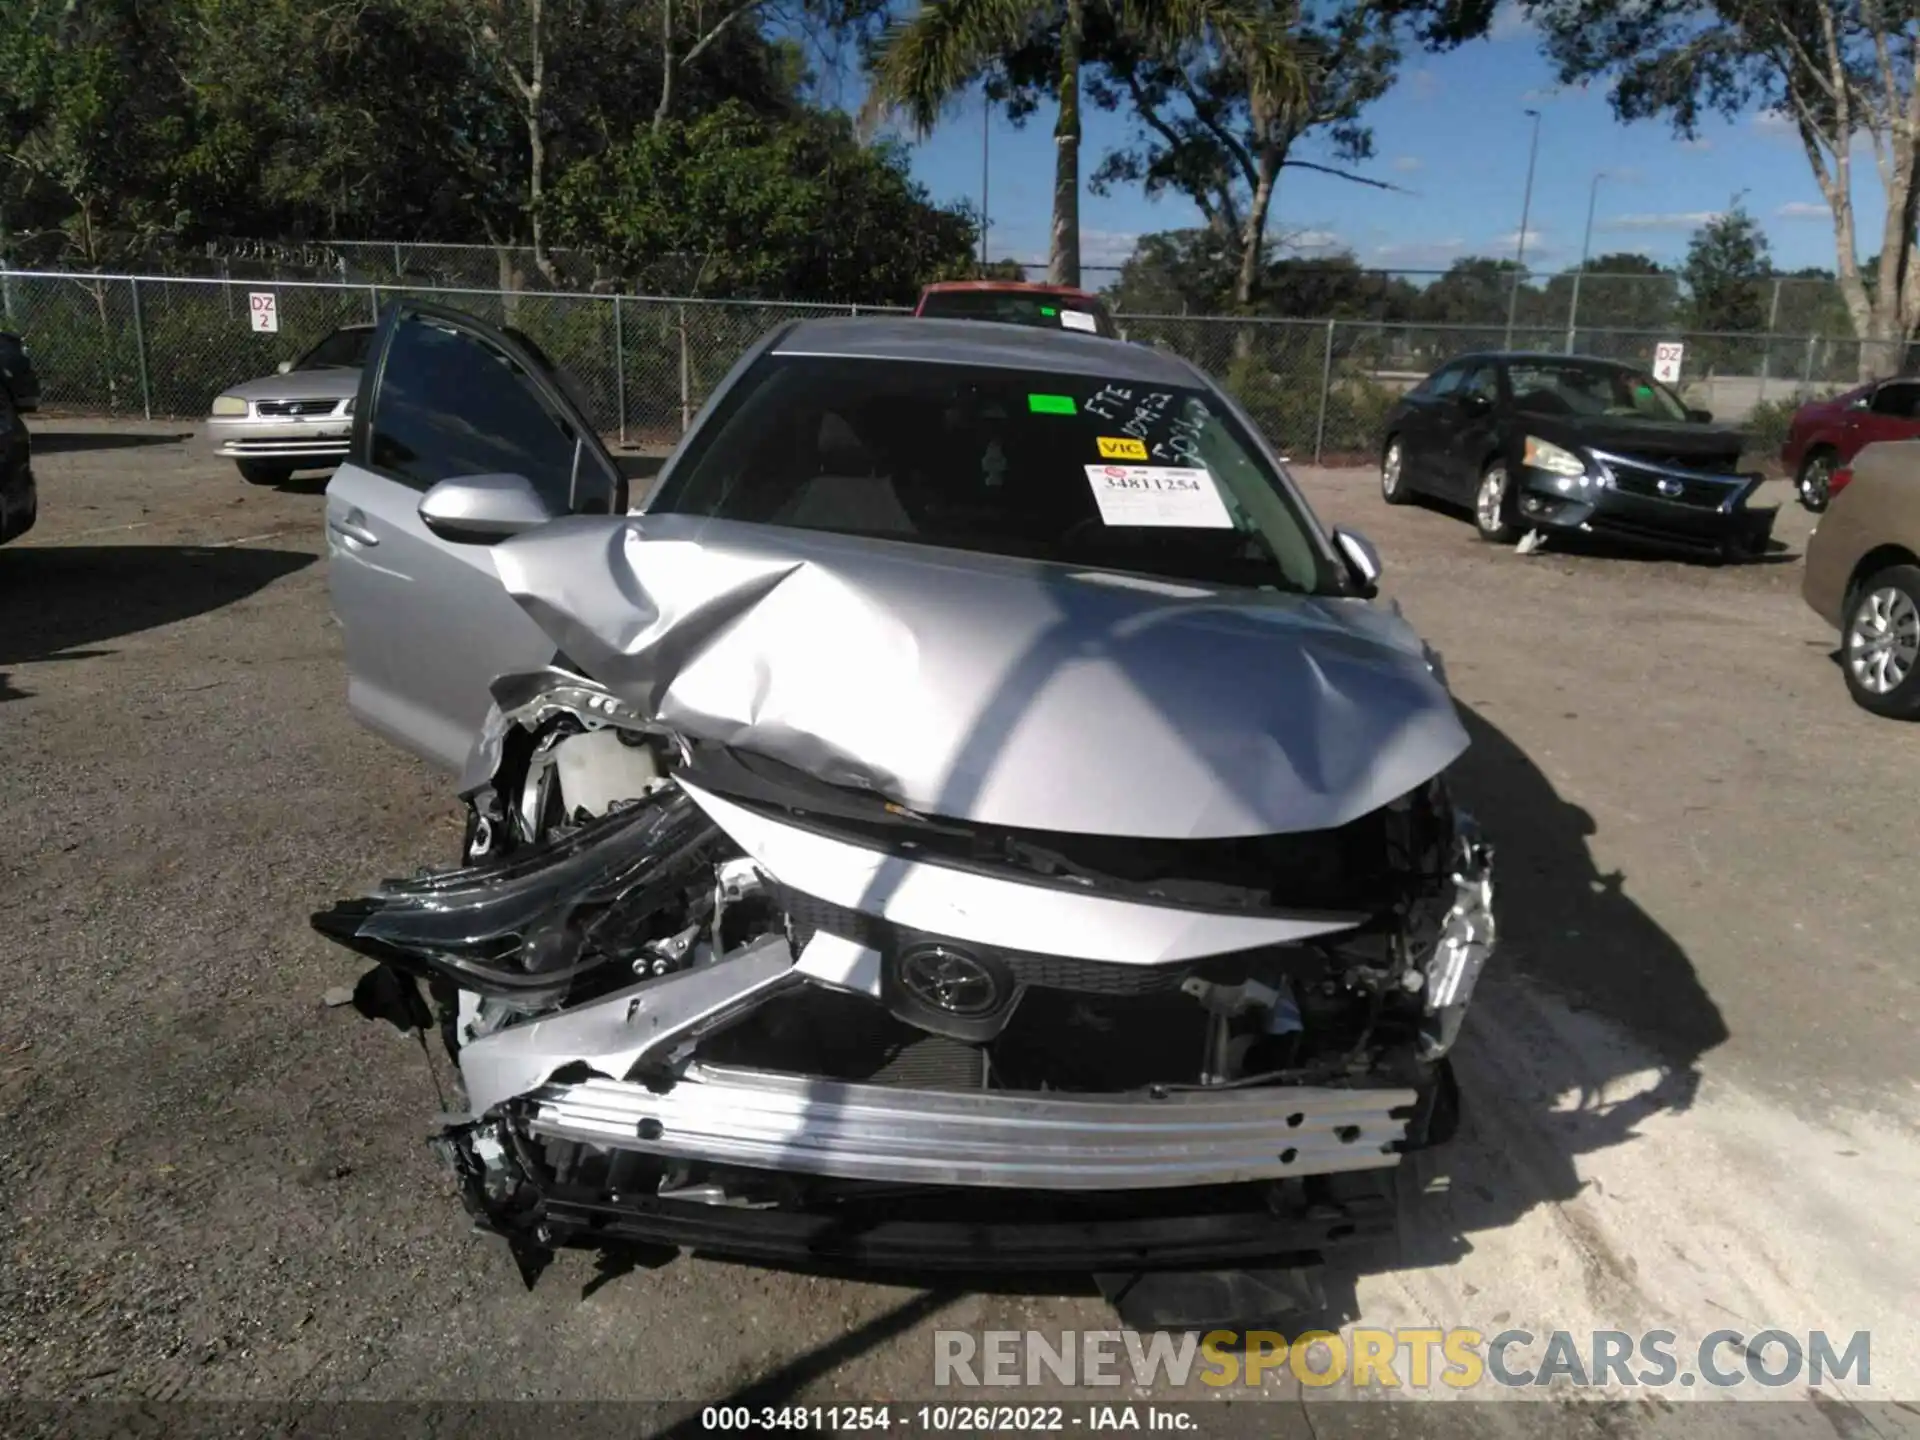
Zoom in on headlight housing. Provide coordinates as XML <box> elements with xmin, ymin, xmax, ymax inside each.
<box><xmin>210</xmin><ymin>394</ymin><xmax>249</xmax><ymax>418</ymax></box>
<box><xmin>1523</xmin><ymin>435</ymin><xmax>1587</xmax><ymax>478</ymax></box>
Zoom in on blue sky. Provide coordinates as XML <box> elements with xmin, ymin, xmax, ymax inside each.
<box><xmin>839</xmin><ymin>3</ymin><xmax>1877</xmax><ymax>280</ymax></box>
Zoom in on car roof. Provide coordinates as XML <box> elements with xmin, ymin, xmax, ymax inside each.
<box><xmin>1446</xmin><ymin>351</ymin><xmax>1642</xmax><ymax>367</ymax></box>
<box><xmin>919</xmin><ymin>280</ymin><xmax>1107</xmax><ymax>304</ymax></box>
<box><xmin>772</xmin><ymin>315</ymin><xmax>1199</xmax><ymax>386</ymax></box>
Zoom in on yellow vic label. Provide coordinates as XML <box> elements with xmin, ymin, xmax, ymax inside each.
<box><xmin>1098</xmin><ymin>436</ymin><xmax>1149</xmax><ymax>460</ymax></box>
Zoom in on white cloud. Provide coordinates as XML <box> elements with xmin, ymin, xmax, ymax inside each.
<box><xmin>1776</xmin><ymin>200</ymin><xmax>1828</xmax><ymax>220</ymax></box>
<box><xmin>1370</xmin><ymin>238</ymin><xmax>1465</xmax><ymax>266</ymax></box>
<box><xmin>1601</xmin><ymin>210</ymin><xmax>1721</xmax><ymax>231</ymax></box>
<box><xmin>1079</xmin><ymin>229</ymin><xmax>1142</xmax><ymax>267</ymax></box>
<box><xmin>1392</xmin><ymin>155</ymin><xmax>1423</xmax><ymax>173</ymax></box>
<box><xmin>1490</xmin><ymin>0</ymin><xmax>1532</xmax><ymax>40</ymax></box>
<box><xmin>1494</xmin><ymin>228</ymin><xmax>1551</xmax><ymax>252</ymax></box>
<box><xmin>1409</xmin><ymin>69</ymin><xmax>1441</xmax><ymax>101</ymax></box>
<box><xmin>1286</xmin><ymin>229</ymin><xmax>1348</xmax><ymax>254</ymax></box>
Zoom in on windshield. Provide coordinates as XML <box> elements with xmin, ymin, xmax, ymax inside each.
<box><xmin>918</xmin><ymin>290</ymin><xmax>1116</xmax><ymax>338</ymax></box>
<box><xmin>1507</xmin><ymin>360</ymin><xmax>1689</xmax><ymax>422</ymax></box>
<box><xmin>296</xmin><ymin>327</ymin><xmax>374</xmax><ymax>370</ymax></box>
<box><xmin>649</xmin><ymin>356</ymin><xmax>1338</xmax><ymax>594</ymax></box>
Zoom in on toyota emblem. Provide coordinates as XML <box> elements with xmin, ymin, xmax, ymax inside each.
<box><xmin>897</xmin><ymin>945</ymin><xmax>1002</xmax><ymax>1015</ymax></box>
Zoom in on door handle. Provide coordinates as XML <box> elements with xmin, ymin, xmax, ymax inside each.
<box><xmin>328</xmin><ymin>512</ymin><xmax>379</xmax><ymax>547</ymax></box>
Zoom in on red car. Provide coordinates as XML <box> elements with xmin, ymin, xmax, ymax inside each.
<box><xmin>1781</xmin><ymin>375</ymin><xmax>1920</xmax><ymax>510</ymax></box>
<box><xmin>914</xmin><ymin>280</ymin><xmax>1121</xmax><ymax>339</ymax></box>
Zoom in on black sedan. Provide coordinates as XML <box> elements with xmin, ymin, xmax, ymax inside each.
<box><xmin>0</xmin><ymin>380</ymin><xmax>35</xmax><ymax>544</ymax></box>
<box><xmin>1379</xmin><ymin>351</ymin><xmax>1777</xmax><ymax>559</ymax></box>
<box><xmin>0</xmin><ymin>331</ymin><xmax>39</xmax><ymax>412</ymax></box>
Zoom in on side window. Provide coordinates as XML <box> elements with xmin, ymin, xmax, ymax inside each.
<box><xmin>368</xmin><ymin>313</ymin><xmax>583</xmax><ymax>511</ymax></box>
<box><xmin>1871</xmin><ymin>382</ymin><xmax>1920</xmax><ymax>419</ymax></box>
<box><xmin>1422</xmin><ymin>366</ymin><xmax>1465</xmax><ymax>398</ymax></box>
<box><xmin>1460</xmin><ymin>364</ymin><xmax>1500</xmax><ymax>403</ymax></box>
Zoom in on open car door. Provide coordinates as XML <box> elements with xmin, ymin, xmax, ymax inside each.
<box><xmin>324</xmin><ymin>301</ymin><xmax>626</xmax><ymax>772</ymax></box>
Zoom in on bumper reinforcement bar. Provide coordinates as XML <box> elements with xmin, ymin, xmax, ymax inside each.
<box><xmin>521</xmin><ymin>1063</ymin><xmax>1416</xmax><ymax>1190</ymax></box>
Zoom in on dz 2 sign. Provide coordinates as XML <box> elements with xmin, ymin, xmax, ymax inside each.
<box><xmin>249</xmin><ymin>292</ymin><xmax>279</xmax><ymax>334</ymax></box>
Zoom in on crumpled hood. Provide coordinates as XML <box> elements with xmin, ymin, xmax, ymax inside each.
<box><xmin>222</xmin><ymin>367</ymin><xmax>361</xmax><ymax>403</ymax></box>
<box><xmin>491</xmin><ymin>515</ymin><xmax>1469</xmax><ymax>840</ymax></box>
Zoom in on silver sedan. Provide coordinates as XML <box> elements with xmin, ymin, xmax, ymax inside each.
<box><xmin>206</xmin><ymin>324</ymin><xmax>372</xmax><ymax>485</ymax></box>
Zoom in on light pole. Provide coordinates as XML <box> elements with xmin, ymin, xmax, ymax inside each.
<box><xmin>979</xmin><ymin>95</ymin><xmax>991</xmax><ymax>272</ymax></box>
<box><xmin>1503</xmin><ymin>107</ymin><xmax>1543</xmax><ymax>347</ymax></box>
<box><xmin>1565</xmin><ymin>170</ymin><xmax>1606</xmax><ymax>354</ymax></box>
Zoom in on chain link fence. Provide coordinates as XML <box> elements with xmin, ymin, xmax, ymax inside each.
<box><xmin>0</xmin><ymin>268</ymin><xmax>1884</xmax><ymax>463</ymax></box>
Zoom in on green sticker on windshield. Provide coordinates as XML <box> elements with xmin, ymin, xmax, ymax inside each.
<box><xmin>1028</xmin><ymin>393</ymin><xmax>1077</xmax><ymax>415</ymax></box>
<box><xmin>1041</xmin><ymin>306</ymin><xmax>1058</xmax><ymax>316</ymax></box>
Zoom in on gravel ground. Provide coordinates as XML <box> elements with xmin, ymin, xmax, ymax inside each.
<box><xmin>2</xmin><ymin>420</ymin><xmax>1917</xmax><ymax>1427</ymax></box>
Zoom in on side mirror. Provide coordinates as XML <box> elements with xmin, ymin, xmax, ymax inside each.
<box><xmin>1458</xmin><ymin>392</ymin><xmax>1492</xmax><ymax>416</ymax></box>
<box><xmin>1333</xmin><ymin>526</ymin><xmax>1383</xmax><ymax>593</ymax></box>
<box><xmin>275</xmin><ymin>359</ymin><xmax>294</xmax><ymax>375</ymax></box>
<box><xmin>1686</xmin><ymin>407</ymin><xmax>1713</xmax><ymax>424</ymax></box>
<box><xmin>418</xmin><ymin>473</ymin><xmax>555</xmax><ymax>543</ymax></box>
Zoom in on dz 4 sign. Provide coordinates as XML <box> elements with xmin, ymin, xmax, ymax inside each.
<box><xmin>249</xmin><ymin>292</ymin><xmax>279</xmax><ymax>334</ymax></box>
<box><xmin>1652</xmin><ymin>341</ymin><xmax>1684</xmax><ymax>384</ymax></box>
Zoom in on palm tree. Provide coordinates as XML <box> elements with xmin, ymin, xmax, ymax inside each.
<box><xmin>865</xmin><ymin>0</ymin><xmax>1312</xmax><ymax>288</ymax></box>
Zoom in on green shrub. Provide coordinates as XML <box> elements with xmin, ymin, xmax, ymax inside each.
<box><xmin>1743</xmin><ymin>394</ymin><xmax>1811</xmax><ymax>455</ymax></box>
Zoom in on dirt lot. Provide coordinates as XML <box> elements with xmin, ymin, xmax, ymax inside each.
<box><xmin>3</xmin><ymin>421</ymin><xmax>1918</xmax><ymax>1428</ymax></box>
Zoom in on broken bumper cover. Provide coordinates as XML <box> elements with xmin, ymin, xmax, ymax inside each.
<box><xmin>521</xmin><ymin>1064</ymin><xmax>1417</xmax><ymax>1190</ymax></box>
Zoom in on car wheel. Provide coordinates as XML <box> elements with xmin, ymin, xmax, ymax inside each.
<box><xmin>1473</xmin><ymin>460</ymin><xmax>1520</xmax><ymax>544</ymax></box>
<box><xmin>236</xmin><ymin>460</ymin><xmax>293</xmax><ymax>486</ymax></box>
<box><xmin>1843</xmin><ymin>565</ymin><xmax>1920</xmax><ymax>718</ymax></box>
<box><xmin>1381</xmin><ymin>437</ymin><xmax>1411</xmax><ymax>505</ymax></box>
<box><xmin>1797</xmin><ymin>449</ymin><xmax>1837</xmax><ymax>512</ymax></box>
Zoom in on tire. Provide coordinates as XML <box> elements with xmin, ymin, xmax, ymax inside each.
<box><xmin>236</xmin><ymin>460</ymin><xmax>293</xmax><ymax>486</ymax></box>
<box><xmin>1473</xmin><ymin>459</ymin><xmax>1520</xmax><ymax>544</ymax></box>
<box><xmin>1842</xmin><ymin>565</ymin><xmax>1920</xmax><ymax>719</ymax></box>
<box><xmin>1380</xmin><ymin>436</ymin><xmax>1411</xmax><ymax>505</ymax></box>
<box><xmin>1797</xmin><ymin>448</ymin><xmax>1837</xmax><ymax>512</ymax></box>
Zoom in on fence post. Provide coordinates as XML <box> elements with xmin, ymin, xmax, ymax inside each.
<box><xmin>129</xmin><ymin>277</ymin><xmax>153</xmax><ymax>420</ymax></box>
<box><xmin>393</xmin><ymin>242</ymin><xmax>404</xmax><ymax>280</ymax></box>
<box><xmin>1803</xmin><ymin>335</ymin><xmax>1816</xmax><ymax>389</ymax></box>
<box><xmin>678</xmin><ymin>305</ymin><xmax>691</xmax><ymax>433</ymax></box>
<box><xmin>1564</xmin><ymin>269</ymin><xmax>1583</xmax><ymax>355</ymax></box>
<box><xmin>367</xmin><ymin>286</ymin><xmax>380</xmax><ymax>325</ymax></box>
<box><xmin>1312</xmin><ymin>319</ymin><xmax>1335</xmax><ymax>464</ymax></box>
<box><xmin>613</xmin><ymin>295</ymin><xmax>627</xmax><ymax>446</ymax></box>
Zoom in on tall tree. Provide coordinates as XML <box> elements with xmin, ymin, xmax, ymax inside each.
<box><xmin>1435</xmin><ymin>0</ymin><xmax>1919</xmax><ymax>379</ymax></box>
<box><xmin>1081</xmin><ymin>0</ymin><xmax>1408</xmax><ymax>311</ymax></box>
<box><xmin>1540</xmin><ymin>251</ymin><xmax>1678</xmax><ymax>334</ymax></box>
<box><xmin>1682</xmin><ymin>203</ymin><xmax>1771</xmax><ymax>333</ymax></box>
<box><xmin>862</xmin><ymin>0</ymin><xmax>1311</xmax><ymax>286</ymax></box>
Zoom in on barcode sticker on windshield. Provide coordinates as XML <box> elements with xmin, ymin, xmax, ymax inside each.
<box><xmin>1060</xmin><ymin>310</ymin><xmax>1099</xmax><ymax>333</ymax></box>
<box><xmin>1083</xmin><ymin>465</ymin><xmax>1234</xmax><ymax>528</ymax></box>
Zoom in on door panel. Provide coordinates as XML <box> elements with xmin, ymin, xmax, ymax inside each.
<box><xmin>1396</xmin><ymin>366</ymin><xmax>1464</xmax><ymax>492</ymax></box>
<box><xmin>1438</xmin><ymin>364</ymin><xmax>1503</xmax><ymax>498</ymax></box>
<box><xmin>326</xmin><ymin>303</ymin><xmax>625</xmax><ymax>772</ymax></box>
<box><xmin>1846</xmin><ymin>380</ymin><xmax>1920</xmax><ymax>460</ymax></box>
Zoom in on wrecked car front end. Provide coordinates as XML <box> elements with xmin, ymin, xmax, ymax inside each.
<box><xmin>315</xmin><ymin>514</ymin><xmax>1496</xmax><ymax>1289</ymax></box>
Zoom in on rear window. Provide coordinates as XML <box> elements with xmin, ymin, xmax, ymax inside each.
<box><xmin>297</xmin><ymin>327</ymin><xmax>374</xmax><ymax>370</ymax></box>
<box><xmin>918</xmin><ymin>290</ymin><xmax>1117</xmax><ymax>338</ymax></box>
<box><xmin>648</xmin><ymin>356</ymin><xmax>1338</xmax><ymax>595</ymax></box>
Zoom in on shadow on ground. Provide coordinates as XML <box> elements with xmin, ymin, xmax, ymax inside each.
<box><xmin>27</xmin><ymin>430</ymin><xmax>194</xmax><ymax>454</ymax></box>
<box><xmin>0</xmin><ymin>543</ymin><xmax>314</xmax><ymax>700</ymax></box>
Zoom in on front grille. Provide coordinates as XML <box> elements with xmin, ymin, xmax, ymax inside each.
<box><xmin>255</xmin><ymin>398</ymin><xmax>342</xmax><ymax>417</ymax></box>
<box><xmin>1602</xmin><ymin>457</ymin><xmax>1742</xmax><ymax>509</ymax></box>
<box><xmin>780</xmin><ymin>886</ymin><xmax>1192</xmax><ymax>996</ymax></box>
